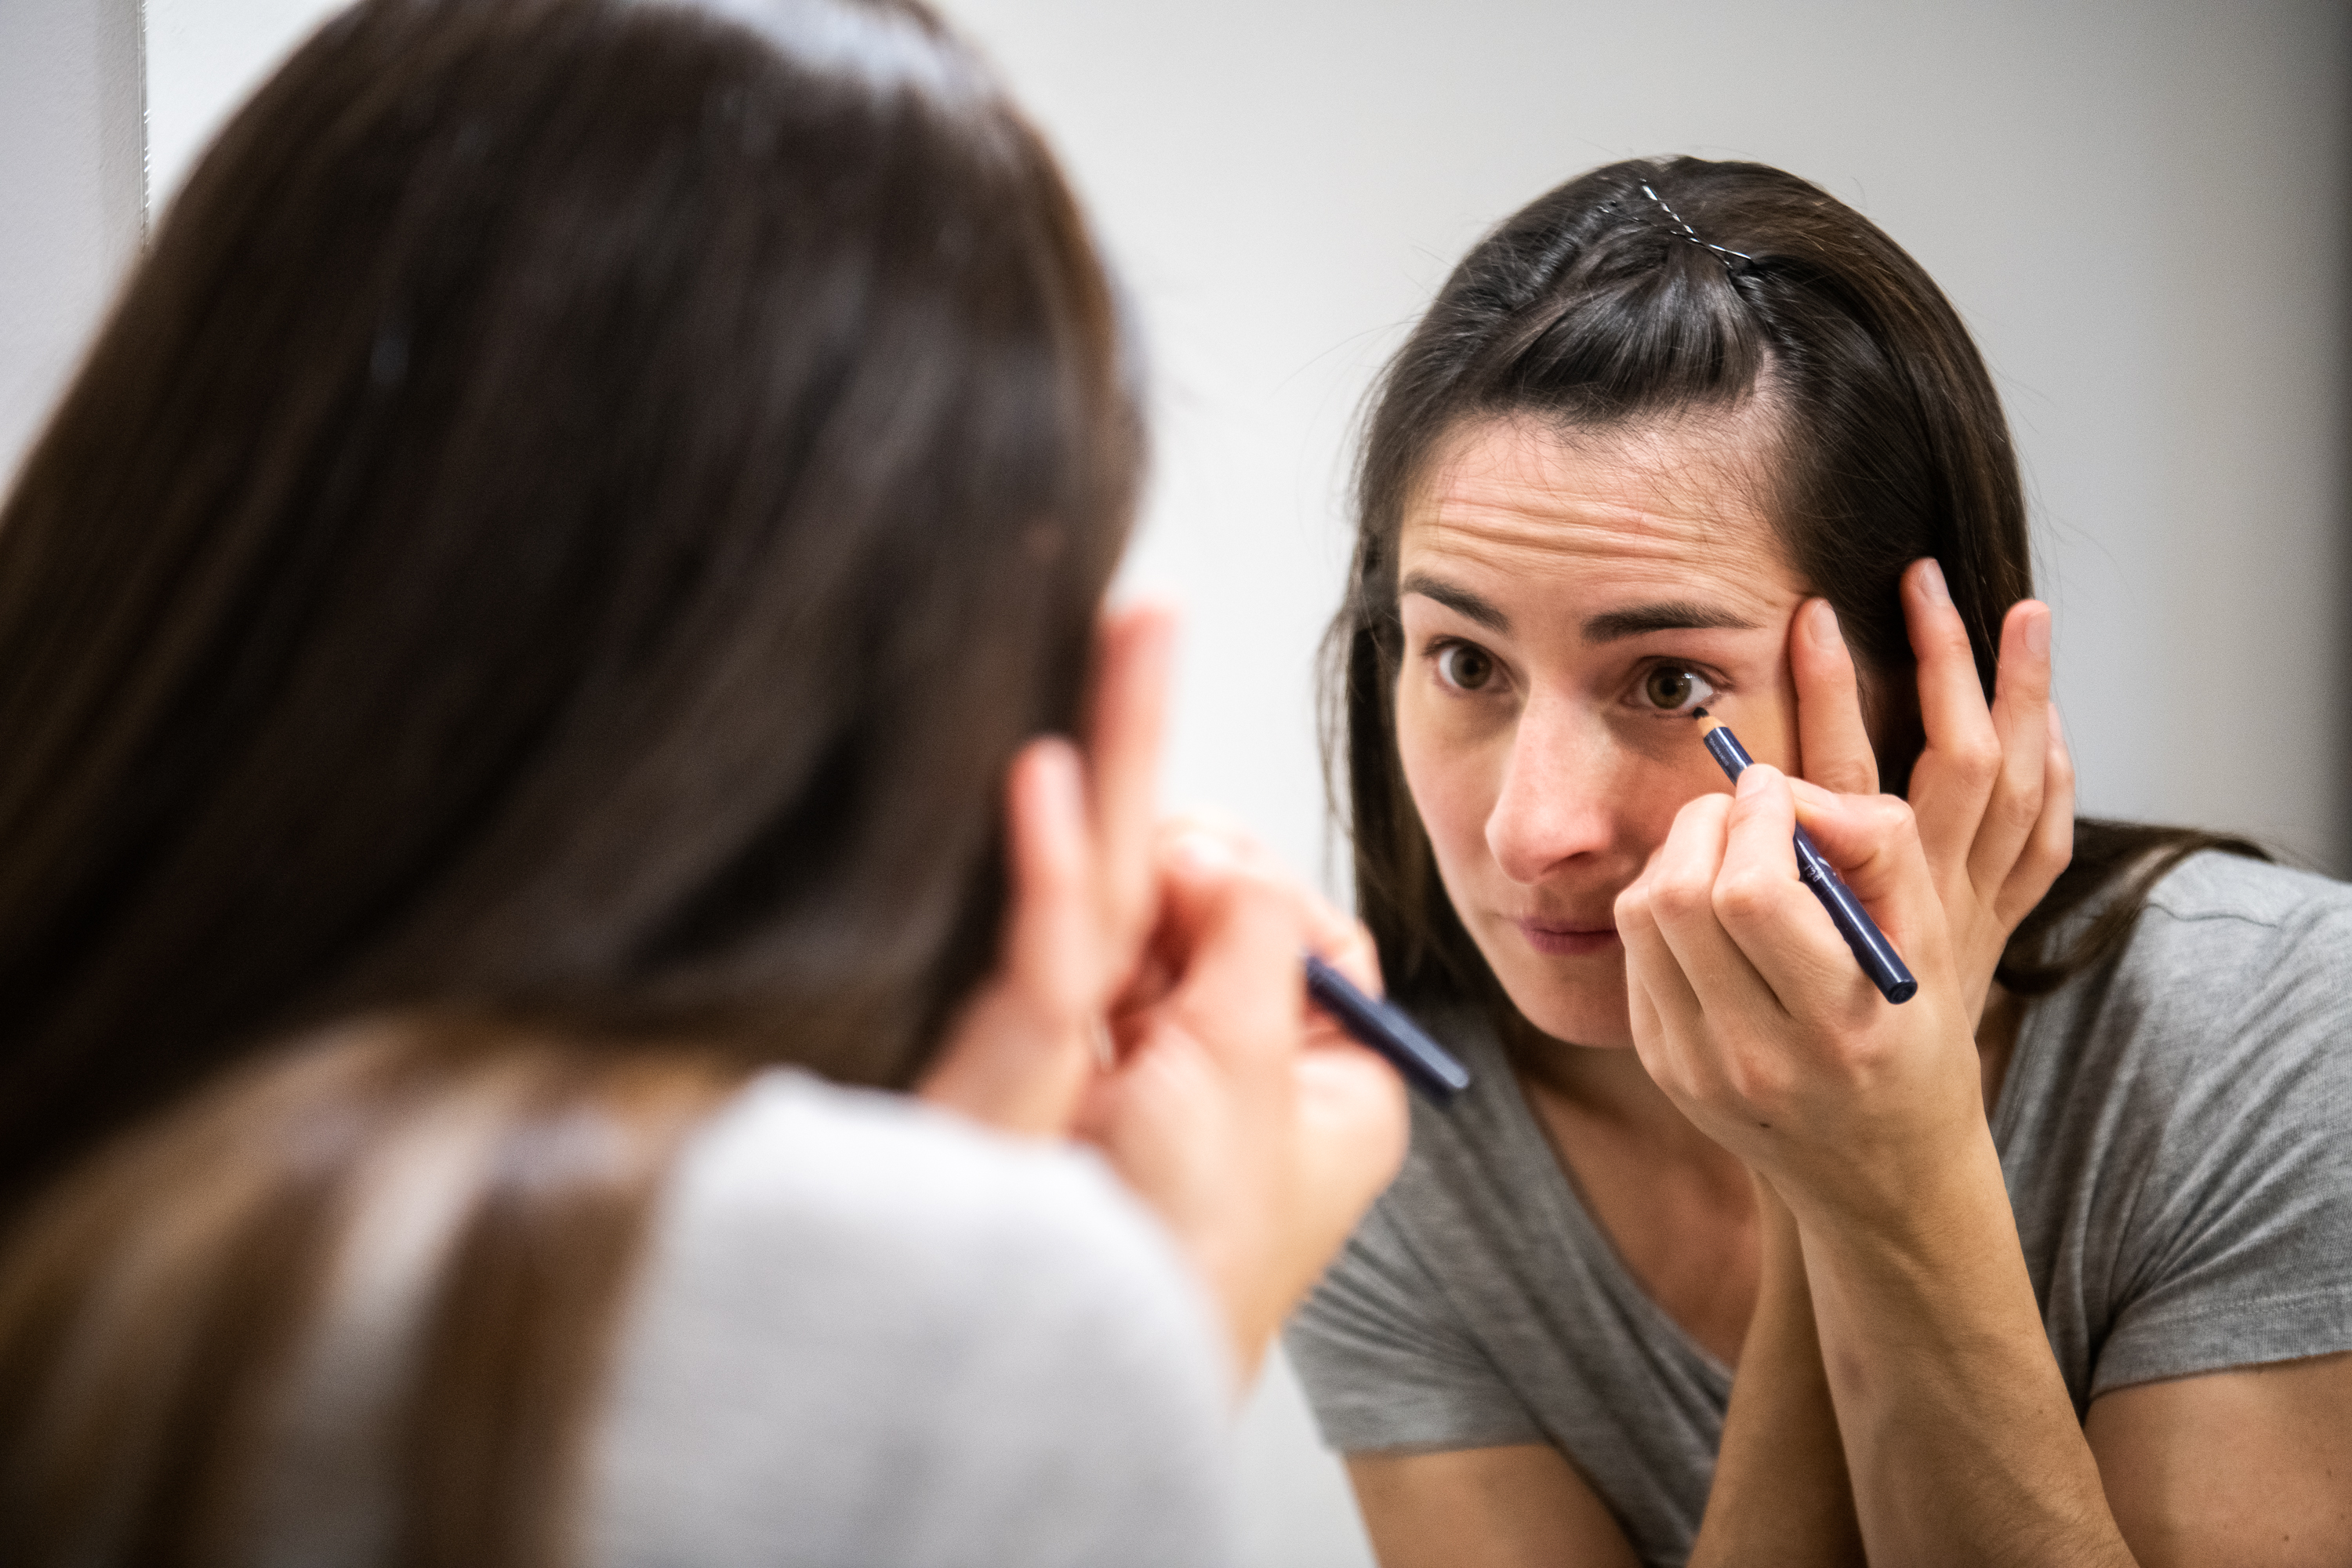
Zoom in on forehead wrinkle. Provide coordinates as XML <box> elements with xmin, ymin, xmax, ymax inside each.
<box><xmin>1401</xmin><ymin>481</ymin><xmax>1780</xmax><ymax>608</ymax></box>
<box><xmin>1399</xmin><ymin>412</ymin><xmax>1796</xmax><ymax>608</ymax></box>
<box><xmin>1413</xmin><ymin>493</ymin><xmax>1722</xmax><ymax>566</ymax></box>
<box><xmin>1400</xmin><ymin>524</ymin><xmax>1791</xmax><ymax>652</ymax></box>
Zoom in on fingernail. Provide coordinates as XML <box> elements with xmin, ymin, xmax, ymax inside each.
<box><xmin>2025</xmin><ymin>607</ymin><xmax>2050</xmax><ymax>657</ymax></box>
<box><xmin>1168</xmin><ymin>829</ymin><xmax>1234</xmax><ymax>875</ymax></box>
<box><xmin>1033</xmin><ymin>739</ymin><xmax>1084</xmax><ymax>815</ymax></box>
<box><xmin>1918</xmin><ymin>559</ymin><xmax>1950</xmax><ymax>606</ymax></box>
<box><xmin>1809</xmin><ymin>599</ymin><xmax>1843</xmax><ymax>649</ymax></box>
<box><xmin>1736</xmin><ymin>761</ymin><xmax>1776</xmax><ymax>797</ymax></box>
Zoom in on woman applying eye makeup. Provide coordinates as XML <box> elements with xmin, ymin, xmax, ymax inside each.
<box><xmin>1289</xmin><ymin>158</ymin><xmax>2352</xmax><ymax>1568</ymax></box>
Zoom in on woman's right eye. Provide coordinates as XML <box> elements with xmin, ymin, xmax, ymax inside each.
<box><xmin>1433</xmin><ymin>642</ymin><xmax>1496</xmax><ymax>692</ymax></box>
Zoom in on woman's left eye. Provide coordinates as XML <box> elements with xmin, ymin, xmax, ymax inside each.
<box><xmin>1639</xmin><ymin>664</ymin><xmax>1716</xmax><ymax>713</ymax></box>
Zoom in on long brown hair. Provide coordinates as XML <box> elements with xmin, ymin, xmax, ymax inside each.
<box><xmin>1328</xmin><ymin>157</ymin><xmax>2260</xmax><ymax>1013</ymax></box>
<box><xmin>0</xmin><ymin>0</ymin><xmax>1138</xmax><ymax>1561</ymax></box>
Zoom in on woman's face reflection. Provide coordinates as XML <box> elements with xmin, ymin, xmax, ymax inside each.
<box><xmin>1391</xmin><ymin>412</ymin><xmax>1812</xmax><ymax>1049</ymax></box>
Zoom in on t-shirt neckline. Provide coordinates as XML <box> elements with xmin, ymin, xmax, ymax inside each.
<box><xmin>1453</xmin><ymin>1008</ymin><xmax>1738</xmax><ymax>1388</ymax></box>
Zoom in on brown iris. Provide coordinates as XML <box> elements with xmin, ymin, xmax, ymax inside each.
<box><xmin>1644</xmin><ymin>665</ymin><xmax>1702</xmax><ymax>710</ymax></box>
<box><xmin>1438</xmin><ymin>644</ymin><xmax>1494</xmax><ymax>691</ymax></box>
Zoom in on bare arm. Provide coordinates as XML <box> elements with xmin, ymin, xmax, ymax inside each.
<box><xmin>1347</xmin><ymin>1445</ymin><xmax>1637</xmax><ymax>1568</ymax></box>
<box><xmin>1804</xmin><ymin>1203</ymin><xmax>2352</xmax><ymax>1568</ymax></box>
<box><xmin>2088</xmin><ymin>1352</ymin><xmax>2352</xmax><ymax>1568</ymax></box>
<box><xmin>1686</xmin><ymin>1176</ymin><xmax>1863</xmax><ymax>1568</ymax></box>
<box><xmin>1794</xmin><ymin>1145</ymin><xmax>2132</xmax><ymax>1566</ymax></box>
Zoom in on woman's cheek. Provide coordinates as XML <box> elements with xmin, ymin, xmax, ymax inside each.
<box><xmin>1393</xmin><ymin>689</ymin><xmax>1504</xmax><ymax>885</ymax></box>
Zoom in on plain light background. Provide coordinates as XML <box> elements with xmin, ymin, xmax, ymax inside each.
<box><xmin>6</xmin><ymin>2</ymin><xmax>2349</xmax><ymax>1563</ymax></box>
<box><xmin>0</xmin><ymin>0</ymin><xmax>143</xmax><ymax>489</ymax></box>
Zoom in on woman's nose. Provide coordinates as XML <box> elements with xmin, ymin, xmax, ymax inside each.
<box><xmin>1485</xmin><ymin>696</ymin><xmax>1618</xmax><ymax>885</ymax></box>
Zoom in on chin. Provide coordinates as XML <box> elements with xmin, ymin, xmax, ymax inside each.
<box><xmin>1479</xmin><ymin>942</ymin><xmax>1637</xmax><ymax>1051</ymax></box>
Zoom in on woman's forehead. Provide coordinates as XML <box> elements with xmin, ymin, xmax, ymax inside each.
<box><xmin>1398</xmin><ymin>413</ymin><xmax>1802</xmax><ymax>619</ymax></box>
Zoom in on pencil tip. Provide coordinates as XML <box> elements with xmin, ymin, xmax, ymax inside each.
<box><xmin>1691</xmin><ymin>706</ymin><xmax>1708</xmax><ymax>720</ymax></box>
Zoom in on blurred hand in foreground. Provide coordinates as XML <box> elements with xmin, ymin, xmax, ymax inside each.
<box><xmin>922</xmin><ymin>604</ymin><xmax>1408</xmax><ymax>1383</ymax></box>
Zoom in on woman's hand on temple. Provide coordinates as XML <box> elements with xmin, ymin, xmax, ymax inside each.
<box><xmin>920</xmin><ymin>604</ymin><xmax>1408</xmax><ymax>1381</ymax></box>
<box><xmin>1784</xmin><ymin>563</ymin><xmax>2074</xmax><ymax>1023</ymax></box>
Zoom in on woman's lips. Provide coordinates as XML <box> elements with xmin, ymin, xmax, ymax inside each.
<box><xmin>1513</xmin><ymin>919</ymin><xmax>1620</xmax><ymax>957</ymax></box>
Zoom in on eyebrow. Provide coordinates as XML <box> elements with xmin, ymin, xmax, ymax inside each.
<box><xmin>1400</xmin><ymin>572</ymin><xmax>1759</xmax><ymax>644</ymax></box>
<box><xmin>1580</xmin><ymin>601</ymin><xmax>1759</xmax><ymax>642</ymax></box>
<box><xmin>1398</xmin><ymin>572</ymin><xmax>1509</xmax><ymax>632</ymax></box>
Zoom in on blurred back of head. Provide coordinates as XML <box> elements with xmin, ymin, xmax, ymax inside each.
<box><xmin>0</xmin><ymin>0</ymin><xmax>1135</xmax><ymax>1559</ymax></box>
<box><xmin>0</xmin><ymin>0</ymin><xmax>1138</xmax><ymax>1188</ymax></box>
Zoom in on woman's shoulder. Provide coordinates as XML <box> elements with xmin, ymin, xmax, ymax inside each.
<box><xmin>2113</xmin><ymin>849</ymin><xmax>2352</xmax><ymax>1004</ymax></box>
<box><xmin>2139</xmin><ymin>848</ymin><xmax>2352</xmax><ymax>934</ymax></box>
<box><xmin>588</xmin><ymin>1071</ymin><xmax>1237</xmax><ymax>1568</ymax></box>
<box><xmin>2005</xmin><ymin>847</ymin><xmax>2350</xmax><ymax>1181</ymax></box>
<box><xmin>631</xmin><ymin>1069</ymin><xmax>1225</xmax><ymax>1382</ymax></box>
<box><xmin>2007</xmin><ymin>852</ymin><xmax>2352</xmax><ymax>1405</ymax></box>
<box><xmin>667</xmin><ymin>1069</ymin><xmax>1183</xmax><ymax>1276</ymax></box>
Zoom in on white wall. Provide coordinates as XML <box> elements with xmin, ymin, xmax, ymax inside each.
<box><xmin>142</xmin><ymin>0</ymin><xmax>342</xmax><ymax>205</ymax></box>
<box><xmin>2</xmin><ymin>3</ymin><xmax>2344</xmax><ymax>1565</ymax></box>
<box><xmin>0</xmin><ymin>0</ymin><xmax>143</xmax><ymax>487</ymax></box>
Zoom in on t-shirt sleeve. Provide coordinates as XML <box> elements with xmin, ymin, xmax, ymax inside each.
<box><xmin>2076</xmin><ymin>869</ymin><xmax>2352</xmax><ymax>1399</ymax></box>
<box><xmin>1286</xmin><ymin>1198</ymin><xmax>1544</xmax><ymax>1455</ymax></box>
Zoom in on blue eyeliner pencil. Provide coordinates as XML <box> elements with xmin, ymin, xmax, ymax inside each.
<box><xmin>1303</xmin><ymin>954</ymin><xmax>1472</xmax><ymax>1105</ymax></box>
<box><xmin>1693</xmin><ymin>712</ymin><xmax>1919</xmax><ymax>1005</ymax></box>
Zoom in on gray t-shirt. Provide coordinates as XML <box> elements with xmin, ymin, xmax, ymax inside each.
<box><xmin>1287</xmin><ymin>852</ymin><xmax>2352</xmax><ymax>1567</ymax></box>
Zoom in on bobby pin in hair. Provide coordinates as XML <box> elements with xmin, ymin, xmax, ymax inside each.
<box><xmin>1637</xmin><ymin>180</ymin><xmax>1752</xmax><ymax>268</ymax></box>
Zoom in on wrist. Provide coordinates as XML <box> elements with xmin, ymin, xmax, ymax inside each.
<box><xmin>1780</xmin><ymin>1116</ymin><xmax>2009</xmax><ymax>1259</ymax></box>
<box><xmin>1748</xmin><ymin>1048</ymin><xmax>1998</xmax><ymax>1244</ymax></box>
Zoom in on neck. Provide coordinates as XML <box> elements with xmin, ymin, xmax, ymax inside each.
<box><xmin>1504</xmin><ymin>1011</ymin><xmax>1732</xmax><ymax>1167</ymax></box>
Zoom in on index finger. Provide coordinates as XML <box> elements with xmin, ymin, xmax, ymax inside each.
<box><xmin>1156</xmin><ymin>844</ymin><xmax>1305</xmax><ymax>1091</ymax></box>
<box><xmin>1903</xmin><ymin>557</ymin><xmax>2002</xmax><ymax>872</ymax></box>
<box><xmin>1158</xmin><ymin>814</ymin><xmax>1381</xmax><ymax>996</ymax></box>
<box><xmin>918</xmin><ymin>739</ymin><xmax>1099</xmax><ymax>1134</ymax></box>
<box><xmin>1087</xmin><ymin>602</ymin><xmax>1175</xmax><ymax>963</ymax></box>
<box><xmin>1791</xmin><ymin>597</ymin><xmax>1878</xmax><ymax>796</ymax></box>
<box><xmin>1709</xmin><ymin>765</ymin><xmax>1855</xmax><ymax>1013</ymax></box>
